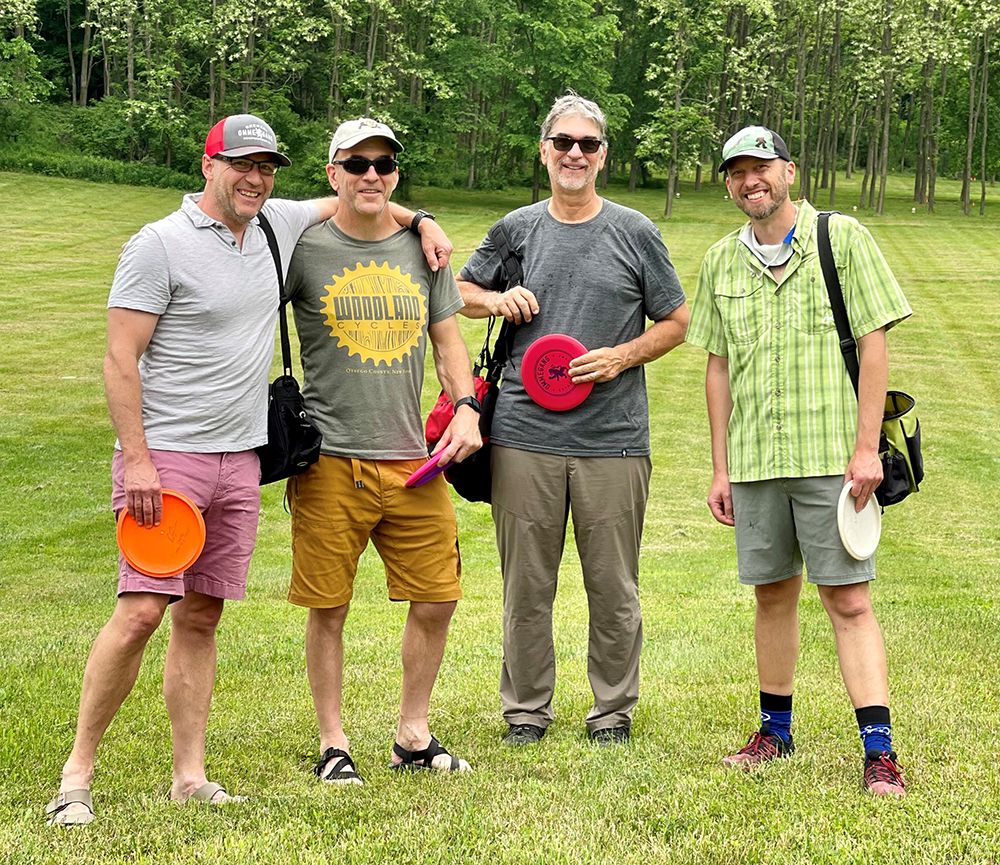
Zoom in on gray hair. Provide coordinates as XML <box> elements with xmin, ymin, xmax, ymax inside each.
<box><xmin>540</xmin><ymin>91</ymin><xmax>608</xmax><ymax>143</ymax></box>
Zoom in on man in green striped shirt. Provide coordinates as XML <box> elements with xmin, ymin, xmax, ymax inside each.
<box><xmin>686</xmin><ymin>126</ymin><xmax>912</xmax><ymax>796</ymax></box>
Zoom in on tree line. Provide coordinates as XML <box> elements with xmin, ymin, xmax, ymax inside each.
<box><xmin>2</xmin><ymin>0</ymin><xmax>997</xmax><ymax>213</ymax></box>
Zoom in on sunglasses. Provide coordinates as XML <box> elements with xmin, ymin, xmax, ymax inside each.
<box><xmin>213</xmin><ymin>155</ymin><xmax>279</xmax><ymax>176</ymax></box>
<box><xmin>332</xmin><ymin>155</ymin><xmax>399</xmax><ymax>175</ymax></box>
<box><xmin>545</xmin><ymin>135</ymin><xmax>604</xmax><ymax>154</ymax></box>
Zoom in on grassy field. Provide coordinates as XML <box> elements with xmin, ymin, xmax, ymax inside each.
<box><xmin>2</xmin><ymin>168</ymin><xmax>1000</xmax><ymax>864</ymax></box>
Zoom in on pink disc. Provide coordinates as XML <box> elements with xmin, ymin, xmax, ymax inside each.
<box><xmin>520</xmin><ymin>333</ymin><xmax>593</xmax><ymax>411</ymax></box>
<box><xmin>405</xmin><ymin>454</ymin><xmax>455</xmax><ymax>488</ymax></box>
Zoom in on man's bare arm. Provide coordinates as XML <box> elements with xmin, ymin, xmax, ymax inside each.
<box><xmin>568</xmin><ymin>302</ymin><xmax>690</xmax><ymax>384</ymax></box>
<box><xmin>706</xmin><ymin>352</ymin><xmax>735</xmax><ymax>526</ymax></box>
<box><xmin>104</xmin><ymin>307</ymin><xmax>161</xmax><ymax>527</ymax></box>
<box><xmin>427</xmin><ymin>315</ymin><xmax>482</xmax><ymax>464</ymax></box>
<box><xmin>845</xmin><ymin>327</ymin><xmax>888</xmax><ymax>511</ymax></box>
<box><xmin>456</xmin><ymin>278</ymin><xmax>539</xmax><ymax>323</ymax></box>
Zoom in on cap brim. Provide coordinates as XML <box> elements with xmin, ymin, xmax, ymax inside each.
<box><xmin>719</xmin><ymin>149</ymin><xmax>781</xmax><ymax>174</ymax></box>
<box><xmin>332</xmin><ymin>132</ymin><xmax>403</xmax><ymax>155</ymax></box>
<box><xmin>217</xmin><ymin>145</ymin><xmax>292</xmax><ymax>167</ymax></box>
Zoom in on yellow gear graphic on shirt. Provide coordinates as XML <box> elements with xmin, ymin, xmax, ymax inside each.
<box><xmin>320</xmin><ymin>261</ymin><xmax>427</xmax><ymax>367</ymax></box>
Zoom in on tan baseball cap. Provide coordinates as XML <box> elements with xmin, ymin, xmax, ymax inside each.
<box><xmin>328</xmin><ymin>118</ymin><xmax>403</xmax><ymax>162</ymax></box>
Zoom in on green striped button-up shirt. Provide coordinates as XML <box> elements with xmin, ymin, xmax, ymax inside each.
<box><xmin>686</xmin><ymin>201</ymin><xmax>911</xmax><ymax>483</ymax></box>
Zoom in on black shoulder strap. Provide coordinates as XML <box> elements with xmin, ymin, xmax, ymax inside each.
<box><xmin>817</xmin><ymin>211</ymin><xmax>860</xmax><ymax>397</ymax></box>
<box><xmin>480</xmin><ymin>218</ymin><xmax>523</xmax><ymax>377</ymax></box>
<box><xmin>256</xmin><ymin>211</ymin><xmax>293</xmax><ymax>378</ymax></box>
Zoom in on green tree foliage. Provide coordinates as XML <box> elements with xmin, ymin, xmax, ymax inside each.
<box><xmin>6</xmin><ymin>0</ymin><xmax>999</xmax><ymax>213</ymax></box>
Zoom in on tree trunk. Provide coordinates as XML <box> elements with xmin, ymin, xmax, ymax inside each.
<box><xmin>962</xmin><ymin>34</ymin><xmax>980</xmax><ymax>215</ymax></box>
<box><xmin>628</xmin><ymin>157</ymin><xmax>638</xmax><ymax>193</ymax></box>
<box><xmin>875</xmin><ymin>4</ymin><xmax>893</xmax><ymax>216</ymax></box>
<box><xmin>364</xmin><ymin>3</ymin><xmax>380</xmax><ymax>117</ymax></box>
<box><xmin>101</xmin><ymin>34</ymin><xmax>110</xmax><ymax>97</ymax></box>
<box><xmin>242</xmin><ymin>30</ymin><xmax>254</xmax><ymax>114</ymax></box>
<box><xmin>846</xmin><ymin>89</ymin><xmax>860</xmax><ymax>179</ymax></box>
<box><xmin>65</xmin><ymin>0</ymin><xmax>78</xmax><ymax>106</ymax></box>
<box><xmin>829</xmin><ymin>5</ymin><xmax>842</xmax><ymax>206</ymax></box>
<box><xmin>126</xmin><ymin>15</ymin><xmax>135</xmax><ymax>101</ymax></box>
<box><xmin>979</xmin><ymin>32</ymin><xmax>990</xmax><ymax>214</ymax></box>
<box><xmin>532</xmin><ymin>154</ymin><xmax>541</xmax><ymax>204</ymax></box>
<box><xmin>79</xmin><ymin>5</ymin><xmax>92</xmax><ymax>106</ymax></box>
<box><xmin>929</xmin><ymin>62</ymin><xmax>946</xmax><ymax>213</ymax></box>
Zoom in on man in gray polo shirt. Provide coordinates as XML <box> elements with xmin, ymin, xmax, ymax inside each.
<box><xmin>458</xmin><ymin>93</ymin><xmax>689</xmax><ymax>746</ymax></box>
<box><xmin>45</xmin><ymin>114</ymin><xmax>453</xmax><ymax>826</ymax></box>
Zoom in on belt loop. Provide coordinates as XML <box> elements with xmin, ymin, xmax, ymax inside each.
<box><xmin>351</xmin><ymin>458</ymin><xmax>363</xmax><ymax>489</ymax></box>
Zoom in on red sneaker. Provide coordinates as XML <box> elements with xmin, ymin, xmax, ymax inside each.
<box><xmin>863</xmin><ymin>749</ymin><xmax>906</xmax><ymax>796</ymax></box>
<box><xmin>722</xmin><ymin>723</ymin><xmax>794</xmax><ymax>768</ymax></box>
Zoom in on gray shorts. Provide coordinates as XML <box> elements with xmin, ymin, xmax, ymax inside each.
<box><xmin>731</xmin><ymin>476</ymin><xmax>875</xmax><ymax>587</ymax></box>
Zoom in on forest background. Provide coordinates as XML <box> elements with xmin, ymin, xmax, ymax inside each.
<box><xmin>1</xmin><ymin>0</ymin><xmax>997</xmax><ymax>213</ymax></box>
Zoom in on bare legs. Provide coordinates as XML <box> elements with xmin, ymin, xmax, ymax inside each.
<box><xmin>754</xmin><ymin>576</ymin><xmax>889</xmax><ymax>708</ymax></box>
<box><xmin>57</xmin><ymin>590</ymin><xmax>228</xmax><ymax>819</ymax></box>
<box><xmin>164</xmin><ymin>591</ymin><xmax>225</xmax><ymax>800</ymax></box>
<box><xmin>307</xmin><ymin>600</ymin><xmax>460</xmax><ymax>773</ymax></box>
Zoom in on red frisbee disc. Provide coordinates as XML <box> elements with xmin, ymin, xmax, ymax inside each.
<box><xmin>521</xmin><ymin>333</ymin><xmax>593</xmax><ymax>411</ymax></box>
<box><xmin>405</xmin><ymin>454</ymin><xmax>455</xmax><ymax>488</ymax></box>
<box><xmin>116</xmin><ymin>489</ymin><xmax>206</xmax><ymax>578</ymax></box>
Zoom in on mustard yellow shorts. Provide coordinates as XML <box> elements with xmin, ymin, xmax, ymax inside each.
<box><xmin>287</xmin><ymin>455</ymin><xmax>462</xmax><ymax>608</ymax></box>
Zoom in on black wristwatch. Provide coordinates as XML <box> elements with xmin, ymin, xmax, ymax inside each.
<box><xmin>454</xmin><ymin>396</ymin><xmax>482</xmax><ymax>414</ymax></box>
<box><xmin>410</xmin><ymin>209</ymin><xmax>436</xmax><ymax>233</ymax></box>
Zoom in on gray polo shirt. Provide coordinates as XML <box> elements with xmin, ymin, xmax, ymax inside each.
<box><xmin>108</xmin><ymin>194</ymin><xmax>319</xmax><ymax>452</ymax></box>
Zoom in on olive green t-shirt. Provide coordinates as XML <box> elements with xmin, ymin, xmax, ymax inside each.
<box><xmin>286</xmin><ymin>220</ymin><xmax>464</xmax><ymax>459</ymax></box>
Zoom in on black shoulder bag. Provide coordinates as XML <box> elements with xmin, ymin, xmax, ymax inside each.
<box><xmin>816</xmin><ymin>211</ymin><xmax>923</xmax><ymax>507</ymax></box>
<box><xmin>423</xmin><ymin>219</ymin><xmax>518</xmax><ymax>504</ymax></box>
<box><xmin>255</xmin><ymin>212</ymin><xmax>323</xmax><ymax>485</ymax></box>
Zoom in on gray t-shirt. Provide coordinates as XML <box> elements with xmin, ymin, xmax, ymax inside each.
<box><xmin>107</xmin><ymin>194</ymin><xmax>319</xmax><ymax>452</ymax></box>
<box><xmin>460</xmin><ymin>199</ymin><xmax>685</xmax><ymax>457</ymax></box>
<box><xmin>286</xmin><ymin>221</ymin><xmax>464</xmax><ymax>460</ymax></box>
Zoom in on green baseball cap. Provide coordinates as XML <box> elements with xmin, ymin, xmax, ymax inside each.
<box><xmin>720</xmin><ymin>126</ymin><xmax>790</xmax><ymax>174</ymax></box>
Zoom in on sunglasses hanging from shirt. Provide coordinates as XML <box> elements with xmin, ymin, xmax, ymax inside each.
<box><xmin>332</xmin><ymin>155</ymin><xmax>399</xmax><ymax>175</ymax></box>
<box><xmin>817</xmin><ymin>212</ymin><xmax>923</xmax><ymax>508</ymax></box>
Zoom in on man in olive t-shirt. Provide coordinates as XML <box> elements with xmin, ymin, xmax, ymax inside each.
<box><xmin>284</xmin><ymin>118</ymin><xmax>481</xmax><ymax>784</ymax></box>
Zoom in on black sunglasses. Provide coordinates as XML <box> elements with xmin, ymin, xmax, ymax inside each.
<box><xmin>332</xmin><ymin>155</ymin><xmax>399</xmax><ymax>175</ymax></box>
<box><xmin>545</xmin><ymin>135</ymin><xmax>604</xmax><ymax>154</ymax></box>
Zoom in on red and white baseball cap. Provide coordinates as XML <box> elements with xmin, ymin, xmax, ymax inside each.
<box><xmin>204</xmin><ymin>114</ymin><xmax>291</xmax><ymax>167</ymax></box>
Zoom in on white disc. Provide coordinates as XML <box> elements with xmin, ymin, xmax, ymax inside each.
<box><xmin>837</xmin><ymin>482</ymin><xmax>881</xmax><ymax>561</ymax></box>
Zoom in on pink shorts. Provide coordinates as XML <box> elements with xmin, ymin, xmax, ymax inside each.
<box><xmin>112</xmin><ymin>449</ymin><xmax>261</xmax><ymax>601</ymax></box>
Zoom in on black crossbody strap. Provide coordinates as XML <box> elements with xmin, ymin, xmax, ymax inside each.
<box><xmin>483</xmin><ymin>218</ymin><xmax>523</xmax><ymax>377</ymax></box>
<box><xmin>256</xmin><ymin>211</ymin><xmax>293</xmax><ymax>378</ymax></box>
<box><xmin>817</xmin><ymin>211</ymin><xmax>860</xmax><ymax>397</ymax></box>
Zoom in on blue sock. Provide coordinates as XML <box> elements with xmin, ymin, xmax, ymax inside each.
<box><xmin>856</xmin><ymin>705</ymin><xmax>892</xmax><ymax>756</ymax></box>
<box><xmin>760</xmin><ymin>691</ymin><xmax>792</xmax><ymax>742</ymax></box>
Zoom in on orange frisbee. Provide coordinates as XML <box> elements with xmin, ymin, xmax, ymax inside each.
<box><xmin>116</xmin><ymin>489</ymin><xmax>206</xmax><ymax>578</ymax></box>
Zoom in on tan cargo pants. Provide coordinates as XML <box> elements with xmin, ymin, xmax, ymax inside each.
<box><xmin>491</xmin><ymin>445</ymin><xmax>651</xmax><ymax>733</ymax></box>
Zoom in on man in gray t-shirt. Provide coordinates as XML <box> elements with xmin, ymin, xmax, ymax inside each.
<box><xmin>46</xmin><ymin>114</ymin><xmax>455</xmax><ymax>826</ymax></box>
<box><xmin>459</xmin><ymin>94</ymin><xmax>689</xmax><ymax>747</ymax></box>
<box><xmin>284</xmin><ymin>119</ymin><xmax>481</xmax><ymax>784</ymax></box>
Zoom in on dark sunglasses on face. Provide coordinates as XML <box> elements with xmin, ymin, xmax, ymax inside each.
<box><xmin>545</xmin><ymin>135</ymin><xmax>604</xmax><ymax>154</ymax></box>
<box><xmin>333</xmin><ymin>155</ymin><xmax>399</xmax><ymax>175</ymax></box>
<box><xmin>213</xmin><ymin>154</ymin><xmax>279</xmax><ymax>175</ymax></box>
